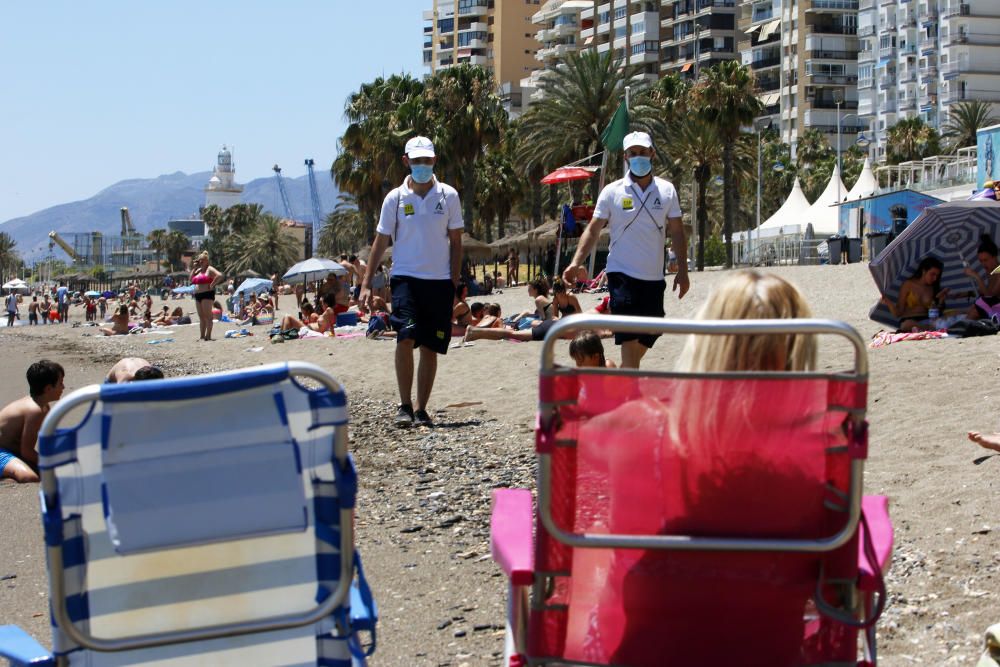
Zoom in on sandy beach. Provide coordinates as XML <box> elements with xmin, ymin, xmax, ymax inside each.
<box><xmin>1</xmin><ymin>262</ymin><xmax>998</xmax><ymax>666</ymax></box>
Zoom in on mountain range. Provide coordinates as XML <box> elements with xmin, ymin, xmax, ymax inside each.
<box><xmin>0</xmin><ymin>170</ymin><xmax>342</xmax><ymax>261</ymax></box>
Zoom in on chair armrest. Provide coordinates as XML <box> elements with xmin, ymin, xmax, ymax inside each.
<box><xmin>0</xmin><ymin>625</ymin><xmax>55</xmax><ymax>666</ymax></box>
<box><xmin>859</xmin><ymin>495</ymin><xmax>893</xmax><ymax>591</ymax></box>
<box><xmin>490</xmin><ymin>489</ymin><xmax>534</xmax><ymax>586</ymax></box>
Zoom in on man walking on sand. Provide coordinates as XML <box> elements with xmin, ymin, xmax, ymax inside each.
<box><xmin>0</xmin><ymin>360</ymin><xmax>65</xmax><ymax>483</ymax></box>
<box><xmin>562</xmin><ymin>131</ymin><xmax>689</xmax><ymax>369</ymax></box>
<box><xmin>360</xmin><ymin>136</ymin><xmax>463</xmax><ymax>428</ymax></box>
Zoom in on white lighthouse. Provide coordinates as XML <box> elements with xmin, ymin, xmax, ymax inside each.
<box><xmin>204</xmin><ymin>145</ymin><xmax>244</xmax><ymax>210</ymax></box>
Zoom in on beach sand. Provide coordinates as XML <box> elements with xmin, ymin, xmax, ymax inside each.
<box><xmin>1</xmin><ymin>262</ymin><xmax>998</xmax><ymax>665</ymax></box>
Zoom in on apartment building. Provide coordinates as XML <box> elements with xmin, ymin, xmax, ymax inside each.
<box><xmin>521</xmin><ymin>1</ymin><xmax>592</xmax><ymax>105</ymax></box>
<box><xmin>858</xmin><ymin>0</ymin><xmax>1000</xmax><ymax>160</ymax></box>
<box><xmin>660</xmin><ymin>0</ymin><xmax>740</xmax><ymax>79</ymax></box>
<box><xmin>422</xmin><ymin>0</ymin><xmax>541</xmax><ymax>115</ymax></box>
<box><xmin>578</xmin><ymin>1</ymin><xmax>666</xmax><ymax>84</ymax></box>
<box><xmin>739</xmin><ymin>0</ymin><xmax>861</xmax><ymax>157</ymax></box>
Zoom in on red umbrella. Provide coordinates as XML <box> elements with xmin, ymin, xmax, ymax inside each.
<box><xmin>540</xmin><ymin>166</ymin><xmax>596</xmax><ymax>184</ymax></box>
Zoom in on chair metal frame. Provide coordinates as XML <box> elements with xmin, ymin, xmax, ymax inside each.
<box><xmin>39</xmin><ymin>361</ymin><xmax>355</xmax><ymax>653</ymax></box>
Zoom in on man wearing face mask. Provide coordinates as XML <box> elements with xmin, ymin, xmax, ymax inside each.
<box><xmin>562</xmin><ymin>131</ymin><xmax>688</xmax><ymax>369</ymax></box>
<box><xmin>360</xmin><ymin>136</ymin><xmax>464</xmax><ymax>427</ymax></box>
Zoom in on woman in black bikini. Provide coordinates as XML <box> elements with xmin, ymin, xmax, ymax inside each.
<box><xmin>191</xmin><ymin>251</ymin><xmax>223</xmax><ymax>341</ymax></box>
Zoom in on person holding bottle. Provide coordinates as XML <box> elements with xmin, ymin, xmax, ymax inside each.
<box><xmin>562</xmin><ymin>131</ymin><xmax>689</xmax><ymax>369</ymax></box>
<box><xmin>359</xmin><ymin>136</ymin><xmax>463</xmax><ymax>428</ymax></box>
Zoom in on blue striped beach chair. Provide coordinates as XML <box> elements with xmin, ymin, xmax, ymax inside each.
<box><xmin>0</xmin><ymin>362</ymin><xmax>376</xmax><ymax>666</ymax></box>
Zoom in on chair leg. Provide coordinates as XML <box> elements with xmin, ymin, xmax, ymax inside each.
<box><xmin>503</xmin><ymin>582</ymin><xmax>530</xmax><ymax>667</ymax></box>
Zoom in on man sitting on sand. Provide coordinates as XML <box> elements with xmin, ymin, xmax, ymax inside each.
<box><xmin>106</xmin><ymin>357</ymin><xmax>164</xmax><ymax>383</ymax></box>
<box><xmin>0</xmin><ymin>360</ymin><xmax>65</xmax><ymax>483</ymax></box>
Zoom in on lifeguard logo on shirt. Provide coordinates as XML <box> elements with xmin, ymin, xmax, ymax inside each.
<box><xmin>651</xmin><ymin>197</ymin><xmax>662</xmax><ymax>209</ymax></box>
<box><xmin>434</xmin><ymin>200</ymin><xmax>445</xmax><ymax>214</ymax></box>
<box><xmin>622</xmin><ymin>197</ymin><xmax>634</xmax><ymax>210</ymax></box>
<box><xmin>403</xmin><ymin>203</ymin><xmax>415</xmax><ymax>216</ymax></box>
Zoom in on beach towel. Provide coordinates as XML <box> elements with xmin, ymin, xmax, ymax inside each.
<box><xmin>869</xmin><ymin>329</ymin><xmax>948</xmax><ymax>349</ymax></box>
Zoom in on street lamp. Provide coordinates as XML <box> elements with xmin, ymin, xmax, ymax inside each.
<box><xmin>834</xmin><ymin>89</ymin><xmax>844</xmax><ymax>203</ymax></box>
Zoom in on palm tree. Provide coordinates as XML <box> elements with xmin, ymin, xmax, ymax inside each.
<box><xmin>665</xmin><ymin>117</ymin><xmax>724</xmax><ymax>271</ymax></box>
<box><xmin>164</xmin><ymin>230</ymin><xmax>189</xmax><ymax>272</ymax></box>
<box><xmin>692</xmin><ymin>61</ymin><xmax>763</xmax><ymax>267</ymax></box>
<box><xmin>941</xmin><ymin>100</ymin><xmax>999</xmax><ymax>152</ymax></box>
<box><xmin>147</xmin><ymin>228</ymin><xmax>168</xmax><ymax>271</ymax></box>
<box><xmin>886</xmin><ymin>117</ymin><xmax>941</xmax><ymax>164</ymax></box>
<box><xmin>0</xmin><ymin>232</ymin><xmax>18</xmax><ymax>281</ymax></box>
<box><xmin>318</xmin><ymin>195</ymin><xmax>367</xmax><ymax>256</ymax></box>
<box><xmin>517</xmin><ymin>50</ymin><xmax>637</xmax><ymax>201</ymax></box>
<box><xmin>229</xmin><ymin>214</ymin><xmax>302</xmax><ymax>277</ymax></box>
<box><xmin>422</xmin><ymin>65</ymin><xmax>507</xmax><ymax>226</ymax></box>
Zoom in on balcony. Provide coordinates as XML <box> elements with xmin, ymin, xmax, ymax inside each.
<box><xmin>807</xmin><ymin>23</ymin><xmax>857</xmax><ymax>35</ymax></box>
<box><xmin>943</xmin><ymin>3</ymin><xmax>971</xmax><ymax>17</ymax></box>
<box><xmin>899</xmin><ymin>14</ymin><xmax>917</xmax><ymax>28</ymax></box>
<box><xmin>918</xmin><ymin>5</ymin><xmax>938</xmax><ymax>19</ymax></box>
<box><xmin>899</xmin><ymin>98</ymin><xmax>917</xmax><ymax>110</ymax></box>
<box><xmin>858</xmin><ymin>25</ymin><xmax>876</xmax><ymax>37</ymax></box>
<box><xmin>750</xmin><ymin>55</ymin><xmax>782</xmax><ymax>69</ymax></box>
<box><xmin>879</xmin><ymin>75</ymin><xmax>898</xmax><ymax>88</ymax></box>
<box><xmin>881</xmin><ymin>100</ymin><xmax>897</xmax><ymax>113</ymax></box>
<box><xmin>859</xmin><ymin>49</ymin><xmax>876</xmax><ymax>62</ymax></box>
<box><xmin>918</xmin><ymin>33</ymin><xmax>937</xmax><ymax>48</ymax></box>
<box><xmin>900</xmin><ymin>44</ymin><xmax>918</xmax><ymax>55</ymax></box>
<box><xmin>810</xmin><ymin>0</ymin><xmax>860</xmax><ymax>10</ymax></box>
<box><xmin>859</xmin><ymin>77</ymin><xmax>875</xmax><ymax>89</ymax></box>
<box><xmin>457</xmin><ymin>1</ymin><xmax>489</xmax><ymax>17</ymax></box>
<box><xmin>810</xmin><ymin>73</ymin><xmax>859</xmax><ymax>85</ymax></box>
<box><xmin>813</xmin><ymin>99</ymin><xmax>860</xmax><ymax>110</ymax></box>
<box><xmin>899</xmin><ymin>69</ymin><xmax>917</xmax><ymax>82</ymax></box>
<box><xmin>941</xmin><ymin>61</ymin><xmax>962</xmax><ymax>78</ymax></box>
<box><xmin>810</xmin><ymin>48</ymin><xmax>858</xmax><ymax>59</ymax></box>
<box><xmin>809</xmin><ymin>123</ymin><xmax>867</xmax><ymax>134</ymax></box>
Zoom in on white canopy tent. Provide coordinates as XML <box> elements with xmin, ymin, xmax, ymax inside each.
<box><xmin>735</xmin><ymin>177</ymin><xmax>812</xmax><ymax>242</ymax></box>
<box><xmin>802</xmin><ymin>164</ymin><xmax>847</xmax><ymax>237</ymax></box>
<box><xmin>846</xmin><ymin>157</ymin><xmax>878</xmax><ymax>201</ymax></box>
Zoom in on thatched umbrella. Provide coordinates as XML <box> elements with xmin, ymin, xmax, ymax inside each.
<box><xmin>462</xmin><ymin>233</ymin><xmax>493</xmax><ymax>261</ymax></box>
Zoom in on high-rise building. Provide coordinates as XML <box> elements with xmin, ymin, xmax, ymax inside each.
<box><xmin>521</xmin><ymin>0</ymin><xmax>591</xmax><ymax>106</ymax></box>
<box><xmin>660</xmin><ymin>0</ymin><xmax>740</xmax><ymax>80</ymax></box>
<box><xmin>858</xmin><ymin>0</ymin><xmax>1000</xmax><ymax>161</ymax></box>
<box><xmin>578</xmin><ymin>1</ymin><xmax>665</xmax><ymax>85</ymax></box>
<box><xmin>422</xmin><ymin>1</ymin><xmax>541</xmax><ymax>116</ymax></box>
<box><xmin>739</xmin><ymin>0</ymin><xmax>861</xmax><ymax>157</ymax></box>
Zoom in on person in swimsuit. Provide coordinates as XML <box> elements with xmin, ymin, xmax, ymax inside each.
<box><xmin>191</xmin><ymin>251</ymin><xmax>223</xmax><ymax>341</ymax></box>
<box><xmin>964</xmin><ymin>234</ymin><xmax>1000</xmax><ymax>319</ymax></box>
<box><xmin>880</xmin><ymin>256</ymin><xmax>949</xmax><ymax>331</ymax></box>
<box><xmin>279</xmin><ymin>301</ymin><xmax>320</xmax><ymax>333</ymax></box>
<box><xmin>452</xmin><ymin>281</ymin><xmax>472</xmax><ymax>336</ymax></box>
<box><xmin>0</xmin><ymin>360</ymin><xmax>65</xmax><ymax>483</ymax></box>
<box><xmin>570</xmin><ymin>330</ymin><xmax>616</xmax><ymax>368</ymax></box>
<box><xmin>27</xmin><ymin>296</ymin><xmax>39</xmax><ymax>325</ymax></box>
<box><xmin>99</xmin><ymin>304</ymin><xmax>131</xmax><ymax>336</ymax></box>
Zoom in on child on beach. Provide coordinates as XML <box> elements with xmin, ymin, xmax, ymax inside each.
<box><xmin>569</xmin><ymin>330</ymin><xmax>616</xmax><ymax>368</ymax></box>
<box><xmin>0</xmin><ymin>360</ymin><xmax>65</xmax><ymax>483</ymax></box>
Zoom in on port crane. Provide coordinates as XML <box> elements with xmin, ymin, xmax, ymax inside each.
<box><xmin>304</xmin><ymin>159</ymin><xmax>324</xmax><ymax>229</ymax></box>
<box><xmin>48</xmin><ymin>231</ymin><xmax>79</xmax><ymax>262</ymax></box>
<box><xmin>272</xmin><ymin>165</ymin><xmax>296</xmax><ymax>220</ymax></box>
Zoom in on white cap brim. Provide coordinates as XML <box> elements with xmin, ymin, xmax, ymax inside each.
<box><xmin>407</xmin><ymin>149</ymin><xmax>435</xmax><ymax>159</ymax></box>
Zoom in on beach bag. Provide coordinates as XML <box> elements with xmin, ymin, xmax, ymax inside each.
<box><xmin>948</xmin><ymin>319</ymin><xmax>1000</xmax><ymax>338</ymax></box>
<box><xmin>281</xmin><ymin>328</ymin><xmax>299</xmax><ymax>340</ymax></box>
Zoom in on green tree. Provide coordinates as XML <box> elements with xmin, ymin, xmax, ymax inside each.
<box><xmin>421</xmin><ymin>64</ymin><xmax>507</xmax><ymax>226</ymax></box>
<box><xmin>318</xmin><ymin>195</ymin><xmax>367</xmax><ymax>257</ymax></box>
<box><xmin>229</xmin><ymin>214</ymin><xmax>302</xmax><ymax>277</ymax></box>
<box><xmin>886</xmin><ymin>117</ymin><xmax>941</xmax><ymax>164</ymax></box>
<box><xmin>941</xmin><ymin>100</ymin><xmax>999</xmax><ymax>152</ymax></box>
<box><xmin>692</xmin><ymin>61</ymin><xmax>763</xmax><ymax>267</ymax></box>
<box><xmin>0</xmin><ymin>231</ymin><xmax>19</xmax><ymax>281</ymax></box>
<box><xmin>147</xmin><ymin>228</ymin><xmax>168</xmax><ymax>270</ymax></box>
<box><xmin>164</xmin><ymin>230</ymin><xmax>189</xmax><ymax>272</ymax></box>
<box><xmin>476</xmin><ymin>127</ymin><xmax>522</xmax><ymax>242</ymax></box>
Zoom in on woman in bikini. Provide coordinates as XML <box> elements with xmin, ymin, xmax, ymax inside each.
<box><xmin>880</xmin><ymin>256</ymin><xmax>949</xmax><ymax>331</ymax></box>
<box><xmin>964</xmin><ymin>234</ymin><xmax>1000</xmax><ymax>319</ymax></box>
<box><xmin>452</xmin><ymin>282</ymin><xmax>472</xmax><ymax>337</ymax></box>
<box><xmin>99</xmin><ymin>304</ymin><xmax>131</xmax><ymax>336</ymax></box>
<box><xmin>191</xmin><ymin>251</ymin><xmax>223</xmax><ymax>341</ymax></box>
<box><xmin>279</xmin><ymin>301</ymin><xmax>320</xmax><ymax>333</ymax></box>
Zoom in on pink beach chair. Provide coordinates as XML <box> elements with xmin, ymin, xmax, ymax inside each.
<box><xmin>491</xmin><ymin>315</ymin><xmax>894</xmax><ymax>667</ymax></box>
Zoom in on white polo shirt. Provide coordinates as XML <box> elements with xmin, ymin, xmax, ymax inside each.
<box><xmin>593</xmin><ymin>173</ymin><xmax>682</xmax><ymax>281</ymax></box>
<box><xmin>376</xmin><ymin>177</ymin><xmax>464</xmax><ymax>280</ymax></box>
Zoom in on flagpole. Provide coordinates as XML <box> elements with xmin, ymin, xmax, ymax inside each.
<box><xmin>588</xmin><ymin>149</ymin><xmax>609</xmax><ymax>277</ymax></box>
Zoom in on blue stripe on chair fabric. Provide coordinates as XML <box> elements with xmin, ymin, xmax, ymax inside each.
<box><xmin>99</xmin><ymin>365</ymin><xmax>290</xmax><ymax>403</ymax></box>
<box><xmin>38</xmin><ymin>364</ymin><xmax>370</xmax><ymax>665</ymax></box>
<box><xmin>38</xmin><ymin>428</ymin><xmax>78</xmax><ymax>462</ymax></box>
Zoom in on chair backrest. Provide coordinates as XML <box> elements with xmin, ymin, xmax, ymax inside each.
<box><xmin>37</xmin><ymin>362</ymin><xmax>358</xmax><ymax>666</ymax></box>
<box><xmin>531</xmin><ymin>316</ymin><xmax>869</xmax><ymax>666</ymax></box>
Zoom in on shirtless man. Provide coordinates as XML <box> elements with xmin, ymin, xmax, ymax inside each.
<box><xmin>0</xmin><ymin>360</ymin><xmax>65</xmax><ymax>483</ymax></box>
<box><xmin>106</xmin><ymin>357</ymin><xmax>158</xmax><ymax>384</ymax></box>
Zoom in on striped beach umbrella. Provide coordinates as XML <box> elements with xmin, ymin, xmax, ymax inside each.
<box><xmin>869</xmin><ymin>200</ymin><xmax>1000</xmax><ymax>326</ymax></box>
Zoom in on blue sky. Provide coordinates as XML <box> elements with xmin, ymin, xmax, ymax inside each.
<box><xmin>0</xmin><ymin>1</ymin><xmax>424</xmax><ymax>223</ymax></box>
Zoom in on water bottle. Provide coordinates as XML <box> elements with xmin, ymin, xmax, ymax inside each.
<box><xmin>928</xmin><ymin>306</ymin><xmax>940</xmax><ymax>320</ymax></box>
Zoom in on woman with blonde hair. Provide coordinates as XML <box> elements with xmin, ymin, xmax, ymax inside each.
<box><xmin>191</xmin><ymin>251</ymin><xmax>223</xmax><ymax>341</ymax></box>
<box><xmin>677</xmin><ymin>269</ymin><xmax>816</xmax><ymax>373</ymax></box>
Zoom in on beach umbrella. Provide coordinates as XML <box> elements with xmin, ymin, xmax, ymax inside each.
<box><xmin>102</xmin><ymin>290</ymin><xmax>116</xmax><ymax>298</ymax></box>
<box><xmin>869</xmin><ymin>200</ymin><xmax>1000</xmax><ymax>327</ymax></box>
<box><xmin>281</xmin><ymin>257</ymin><xmax>347</xmax><ymax>284</ymax></box>
<box><xmin>84</xmin><ymin>290</ymin><xmax>101</xmax><ymax>298</ymax></box>
<box><xmin>540</xmin><ymin>166</ymin><xmax>596</xmax><ymax>185</ymax></box>
<box><xmin>172</xmin><ymin>285</ymin><xmax>196</xmax><ymax>295</ymax></box>
<box><xmin>234</xmin><ymin>277</ymin><xmax>273</xmax><ymax>296</ymax></box>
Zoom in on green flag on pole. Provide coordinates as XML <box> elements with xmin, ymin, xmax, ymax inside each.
<box><xmin>600</xmin><ymin>100</ymin><xmax>629</xmax><ymax>150</ymax></box>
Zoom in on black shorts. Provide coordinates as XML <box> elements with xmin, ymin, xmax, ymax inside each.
<box><xmin>195</xmin><ymin>290</ymin><xmax>216</xmax><ymax>302</ymax></box>
<box><xmin>389</xmin><ymin>276</ymin><xmax>455</xmax><ymax>355</ymax></box>
<box><xmin>531</xmin><ymin>318</ymin><xmax>557</xmax><ymax>342</ymax></box>
<box><xmin>607</xmin><ymin>271</ymin><xmax>666</xmax><ymax>348</ymax></box>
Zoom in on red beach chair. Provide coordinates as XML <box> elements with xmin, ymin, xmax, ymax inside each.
<box><xmin>491</xmin><ymin>315</ymin><xmax>894</xmax><ymax>667</ymax></box>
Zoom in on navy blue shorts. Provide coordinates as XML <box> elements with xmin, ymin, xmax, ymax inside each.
<box><xmin>389</xmin><ymin>276</ymin><xmax>455</xmax><ymax>354</ymax></box>
<box><xmin>607</xmin><ymin>271</ymin><xmax>666</xmax><ymax>348</ymax></box>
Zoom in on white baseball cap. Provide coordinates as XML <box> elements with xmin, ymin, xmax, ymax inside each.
<box><xmin>405</xmin><ymin>136</ymin><xmax>435</xmax><ymax>159</ymax></box>
<box><xmin>623</xmin><ymin>131</ymin><xmax>653</xmax><ymax>150</ymax></box>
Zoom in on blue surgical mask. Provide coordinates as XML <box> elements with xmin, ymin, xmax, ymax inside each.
<box><xmin>628</xmin><ymin>156</ymin><xmax>652</xmax><ymax>178</ymax></box>
<box><xmin>410</xmin><ymin>164</ymin><xmax>434</xmax><ymax>184</ymax></box>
